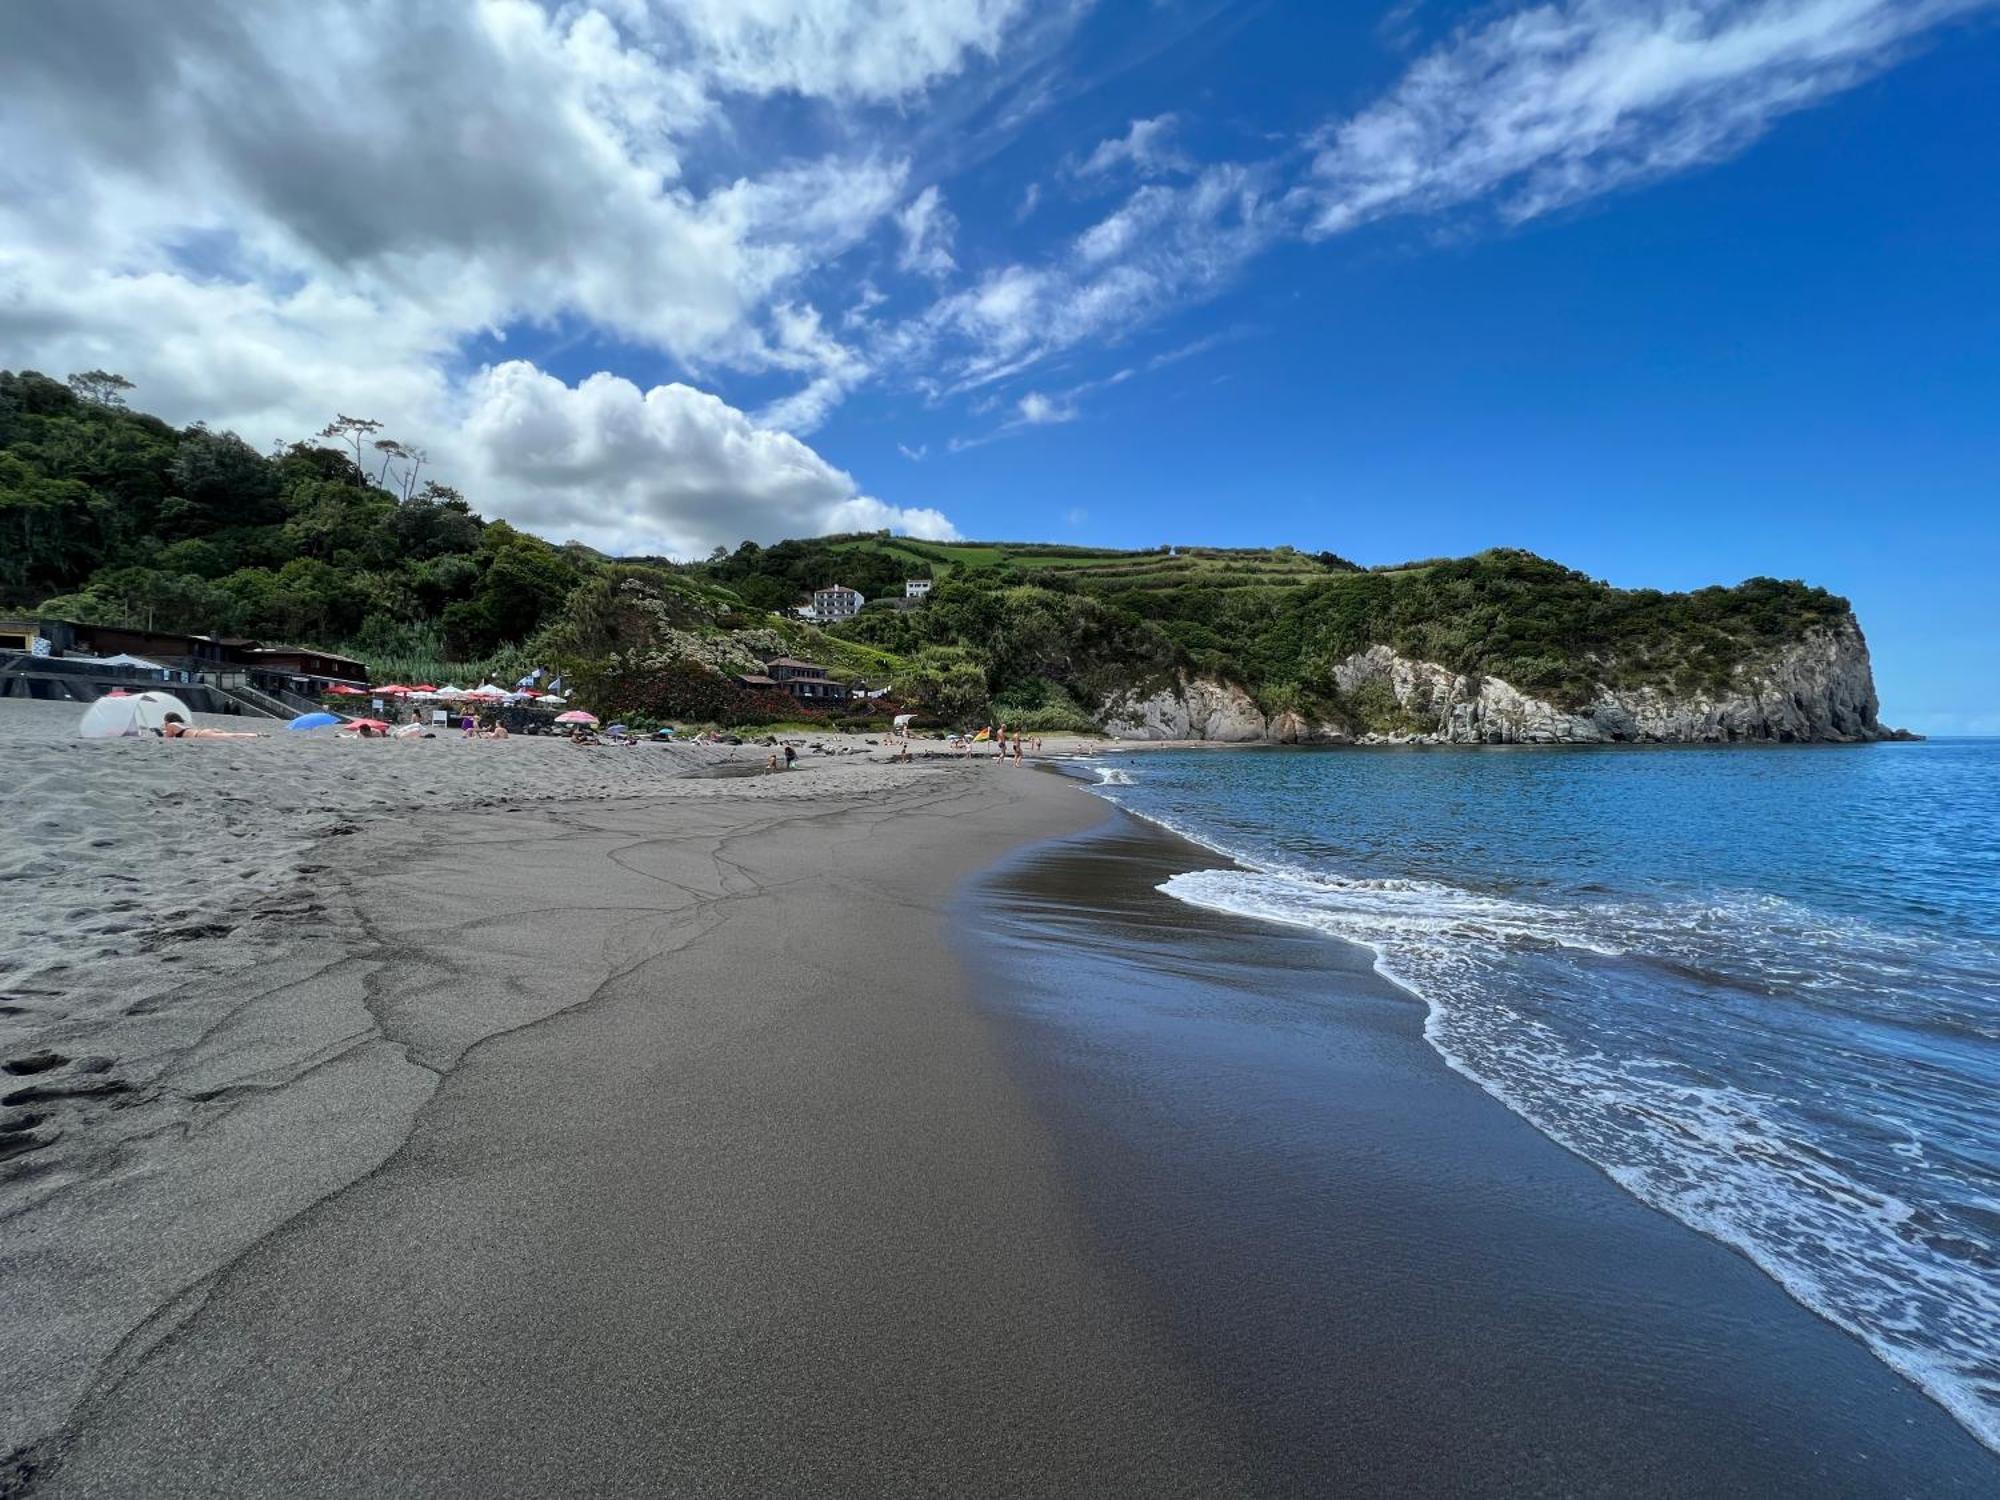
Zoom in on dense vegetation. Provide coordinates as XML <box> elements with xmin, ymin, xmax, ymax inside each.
<box><xmin>2</xmin><ymin>371</ymin><xmax>1854</xmax><ymax>731</ymax></box>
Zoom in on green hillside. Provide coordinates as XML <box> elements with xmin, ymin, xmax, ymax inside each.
<box><xmin>3</xmin><ymin>369</ymin><xmax>1854</xmax><ymax>734</ymax></box>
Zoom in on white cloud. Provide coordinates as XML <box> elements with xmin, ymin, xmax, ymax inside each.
<box><xmin>1307</xmin><ymin>0</ymin><xmax>1985</xmax><ymax>235</ymax></box>
<box><xmin>1016</xmin><ymin>391</ymin><xmax>1077</xmax><ymax>424</ymax></box>
<box><xmin>461</xmin><ymin>362</ymin><xmax>957</xmax><ymax>557</ymax></box>
<box><xmin>1075</xmin><ymin>114</ymin><xmax>1191</xmax><ymax>178</ymax></box>
<box><xmin>898</xmin><ymin>442</ymin><xmax>929</xmax><ymax>461</ymax></box>
<box><xmin>895</xmin><ymin>185</ymin><xmax>960</xmax><ymax>278</ymax></box>
<box><xmin>1016</xmin><ymin>182</ymin><xmax>1044</xmax><ymax>220</ymax></box>
<box><xmin>0</xmin><ymin>0</ymin><xmax>1031</xmax><ymax>543</ymax></box>
<box><xmin>902</xmin><ymin>0</ymin><xmax>1982</xmax><ymax>397</ymax></box>
<box><xmin>920</xmin><ymin>161</ymin><xmax>1280</xmax><ymax>387</ymax></box>
<box><xmin>639</xmin><ymin>0</ymin><xmax>1035</xmax><ymax>103</ymax></box>
<box><xmin>0</xmin><ymin>0</ymin><xmax>1982</xmax><ymax>531</ymax></box>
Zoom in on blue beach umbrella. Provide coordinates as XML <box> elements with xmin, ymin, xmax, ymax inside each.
<box><xmin>288</xmin><ymin>711</ymin><xmax>341</xmax><ymax>731</ymax></box>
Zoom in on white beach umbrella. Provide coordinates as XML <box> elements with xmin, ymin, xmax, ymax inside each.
<box><xmin>78</xmin><ymin>691</ymin><xmax>193</xmax><ymax>739</ymax></box>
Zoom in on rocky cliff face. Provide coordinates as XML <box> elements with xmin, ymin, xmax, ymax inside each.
<box><xmin>1098</xmin><ymin>676</ymin><xmax>1271</xmax><ymax>741</ymax></box>
<box><xmin>1099</xmin><ymin>616</ymin><xmax>1900</xmax><ymax>745</ymax></box>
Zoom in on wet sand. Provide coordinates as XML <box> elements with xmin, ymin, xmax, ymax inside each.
<box><xmin>10</xmin><ymin>746</ymin><xmax>1256</xmax><ymax>1496</ymax></box>
<box><xmin>961</xmin><ymin>807</ymin><xmax>2000</xmax><ymax>1495</ymax></box>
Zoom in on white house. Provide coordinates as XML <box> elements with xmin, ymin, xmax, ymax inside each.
<box><xmin>904</xmin><ymin>578</ymin><xmax>933</xmax><ymax>600</ymax></box>
<box><xmin>810</xmin><ymin>584</ymin><xmax>865</xmax><ymax>621</ymax></box>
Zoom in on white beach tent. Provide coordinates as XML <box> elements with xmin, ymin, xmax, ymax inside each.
<box><xmin>78</xmin><ymin>690</ymin><xmax>193</xmax><ymax>738</ymax></box>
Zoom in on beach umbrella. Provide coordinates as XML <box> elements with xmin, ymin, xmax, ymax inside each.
<box><xmin>326</xmin><ymin>684</ymin><xmax>369</xmax><ymax>696</ymax></box>
<box><xmin>410</xmin><ymin>684</ymin><xmax>438</xmax><ymax>692</ymax></box>
<box><xmin>287</xmin><ymin>711</ymin><xmax>342</xmax><ymax>731</ymax></box>
<box><xmin>345</xmin><ymin>718</ymin><xmax>391</xmax><ymax>733</ymax></box>
<box><xmin>554</xmin><ymin>710</ymin><xmax>598</xmax><ymax>725</ymax></box>
<box><xmin>79</xmin><ymin>690</ymin><xmax>193</xmax><ymax>739</ymax></box>
<box><xmin>539</xmin><ymin>694</ymin><xmax>567</xmax><ymax>705</ymax></box>
<box><xmin>893</xmin><ymin>713</ymin><xmax>916</xmax><ymax>729</ymax></box>
<box><xmin>605</xmin><ymin>723</ymin><xmax>629</xmax><ymax>737</ymax></box>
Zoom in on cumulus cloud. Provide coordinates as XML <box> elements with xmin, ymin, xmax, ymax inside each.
<box><xmin>0</xmin><ymin>0</ymin><xmax>1036</xmax><ymax>544</ymax></box>
<box><xmin>1016</xmin><ymin>391</ymin><xmax>1078</xmax><ymax>424</ymax></box>
<box><xmin>0</xmin><ymin>0</ymin><xmax>1983</xmax><ymax>500</ymax></box>
<box><xmin>462</xmin><ymin>362</ymin><xmax>957</xmax><ymax>557</ymax></box>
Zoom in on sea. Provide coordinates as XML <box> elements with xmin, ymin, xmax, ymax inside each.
<box><xmin>1077</xmin><ymin>739</ymin><xmax>2000</xmax><ymax>1455</ymax></box>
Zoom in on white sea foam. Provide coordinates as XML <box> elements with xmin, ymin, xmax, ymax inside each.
<box><xmin>1085</xmin><ymin>781</ymin><xmax>2000</xmax><ymax>1455</ymax></box>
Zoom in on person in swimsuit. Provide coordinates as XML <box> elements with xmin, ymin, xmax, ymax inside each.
<box><xmin>160</xmin><ymin>715</ymin><xmax>261</xmax><ymax>739</ymax></box>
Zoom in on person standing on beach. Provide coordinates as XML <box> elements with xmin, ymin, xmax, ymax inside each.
<box><xmin>784</xmin><ymin>744</ymin><xmax>797</xmax><ymax>770</ymax></box>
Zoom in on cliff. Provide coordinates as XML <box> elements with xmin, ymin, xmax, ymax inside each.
<box><xmin>1101</xmin><ymin>615</ymin><xmax>1906</xmax><ymax>745</ymax></box>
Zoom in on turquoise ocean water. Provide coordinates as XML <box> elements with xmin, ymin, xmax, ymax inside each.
<box><xmin>1079</xmin><ymin>741</ymin><xmax>2000</xmax><ymax>1452</ymax></box>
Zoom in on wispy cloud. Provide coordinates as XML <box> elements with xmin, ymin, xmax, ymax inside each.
<box><xmin>895</xmin><ymin>184</ymin><xmax>959</xmax><ymax>278</ymax></box>
<box><xmin>1074</xmin><ymin>113</ymin><xmax>1192</xmax><ymax>177</ymax></box>
<box><xmin>901</xmin><ymin>0</ymin><xmax>1987</xmax><ymax>415</ymax></box>
<box><xmin>1308</xmin><ymin>0</ymin><xmax>1988</xmax><ymax>235</ymax></box>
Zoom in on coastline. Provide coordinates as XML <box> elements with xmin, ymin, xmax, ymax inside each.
<box><xmin>958</xmin><ymin>796</ymin><xmax>2000</xmax><ymax>1494</ymax></box>
<box><xmin>7</xmin><ymin>700</ymin><xmax>1990</xmax><ymax>1494</ymax></box>
<box><xmin>3</xmin><ymin>713</ymin><xmax>1254</xmax><ymax>1496</ymax></box>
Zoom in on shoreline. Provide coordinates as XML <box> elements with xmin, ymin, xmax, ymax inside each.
<box><xmin>6</xmin><ymin>698</ymin><xmax>1987</xmax><ymax>1492</ymax></box>
<box><xmin>4</xmin><ymin>723</ymin><xmax>1258</xmax><ymax>1495</ymax></box>
<box><xmin>957</xmin><ymin>798</ymin><xmax>2000</xmax><ymax>1492</ymax></box>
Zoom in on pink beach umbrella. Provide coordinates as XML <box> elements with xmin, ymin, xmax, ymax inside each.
<box><xmin>554</xmin><ymin>710</ymin><xmax>598</xmax><ymax>726</ymax></box>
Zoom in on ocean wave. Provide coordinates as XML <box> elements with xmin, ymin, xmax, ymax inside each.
<box><xmin>1098</xmin><ymin>784</ymin><xmax>2000</xmax><ymax>1456</ymax></box>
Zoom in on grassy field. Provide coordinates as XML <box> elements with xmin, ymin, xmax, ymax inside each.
<box><xmin>828</xmin><ymin>537</ymin><xmax>1331</xmax><ymax>591</ymax></box>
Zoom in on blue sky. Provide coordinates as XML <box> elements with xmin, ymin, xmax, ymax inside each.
<box><xmin>2</xmin><ymin>0</ymin><xmax>1994</xmax><ymax>730</ymax></box>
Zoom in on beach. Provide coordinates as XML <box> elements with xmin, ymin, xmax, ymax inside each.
<box><xmin>0</xmin><ymin>703</ymin><xmax>1244</xmax><ymax>1494</ymax></box>
<box><xmin>6</xmin><ymin>700</ymin><xmax>1995</xmax><ymax>1494</ymax></box>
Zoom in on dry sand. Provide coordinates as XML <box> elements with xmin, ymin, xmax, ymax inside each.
<box><xmin>0</xmin><ymin>699</ymin><xmax>1238</xmax><ymax>1495</ymax></box>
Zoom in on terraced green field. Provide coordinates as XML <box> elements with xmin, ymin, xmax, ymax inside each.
<box><xmin>827</xmin><ymin>537</ymin><xmax>1332</xmax><ymax>590</ymax></box>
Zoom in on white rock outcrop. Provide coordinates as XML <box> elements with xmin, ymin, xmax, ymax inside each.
<box><xmin>1096</xmin><ymin>616</ymin><xmax>1899</xmax><ymax>745</ymax></box>
<box><xmin>1098</xmin><ymin>677</ymin><xmax>1269</xmax><ymax>741</ymax></box>
<box><xmin>1328</xmin><ymin>616</ymin><xmax>1891</xmax><ymax>744</ymax></box>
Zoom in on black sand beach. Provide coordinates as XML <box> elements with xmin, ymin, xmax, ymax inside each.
<box><xmin>961</xmin><ymin>804</ymin><xmax>2000</xmax><ymax>1495</ymax></box>
<box><xmin>9</xmin><ymin>715</ymin><xmax>1996</xmax><ymax>1496</ymax></box>
<box><xmin>19</xmin><ymin>761</ymin><xmax>1256</xmax><ymax>1497</ymax></box>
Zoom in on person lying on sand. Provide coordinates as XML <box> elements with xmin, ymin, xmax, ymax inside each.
<box><xmin>160</xmin><ymin>715</ymin><xmax>261</xmax><ymax>740</ymax></box>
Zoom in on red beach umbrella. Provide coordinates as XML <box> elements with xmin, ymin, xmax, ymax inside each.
<box><xmin>346</xmin><ymin>718</ymin><xmax>391</xmax><ymax>732</ymax></box>
<box><xmin>554</xmin><ymin>710</ymin><xmax>599</xmax><ymax>726</ymax></box>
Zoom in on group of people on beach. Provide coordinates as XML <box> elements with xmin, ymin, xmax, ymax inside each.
<box><xmin>987</xmin><ymin>725</ymin><xmax>1039</xmax><ymax>765</ymax></box>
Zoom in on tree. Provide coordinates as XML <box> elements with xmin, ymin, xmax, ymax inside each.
<box><xmin>67</xmin><ymin>370</ymin><xmax>135</xmax><ymax>408</ymax></box>
<box><xmin>372</xmin><ymin>438</ymin><xmax>427</xmax><ymax>501</ymax></box>
<box><xmin>317</xmin><ymin>414</ymin><xmax>384</xmax><ymax>471</ymax></box>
